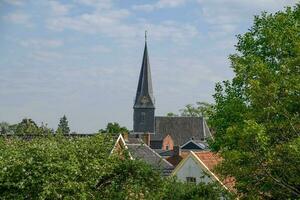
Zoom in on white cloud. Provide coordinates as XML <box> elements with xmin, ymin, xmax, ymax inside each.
<box><xmin>132</xmin><ymin>0</ymin><xmax>187</xmax><ymax>11</ymax></box>
<box><xmin>48</xmin><ymin>1</ymin><xmax>72</xmax><ymax>16</ymax></box>
<box><xmin>19</xmin><ymin>39</ymin><xmax>63</xmax><ymax>48</ymax></box>
<box><xmin>47</xmin><ymin>14</ymin><xmax>199</xmax><ymax>44</ymax></box>
<box><xmin>46</xmin><ymin>8</ymin><xmax>131</xmax><ymax>34</ymax></box>
<box><xmin>29</xmin><ymin>51</ymin><xmax>62</xmax><ymax>62</ymax></box>
<box><xmin>133</xmin><ymin>0</ymin><xmax>298</xmax><ymax>18</ymax></box>
<box><xmin>197</xmin><ymin>0</ymin><xmax>298</xmax><ymax>36</ymax></box>
<box><xmin>75</xmin><ymin>0</ymin><xmax>112</xmax><ymax>10</ymax></box>
<box><xmin>143</xmin><ymin>21</ymin><xmax>199</xmax><ymax>43</ymax></box>
<box><xmin>90</xmin><ymin>45</ymin><xmax>111</xmax><ymax>53</ymax></box>
<box><xmin>3</xmin><ymin>0</ymin><xmax>25</xmax><ymax>6</ymax></box>
<box><xmin>46</xmin><ymin>3</ymin><xmax>199</xmax><ymax>44</ymax></box>
<box><xmin>2</xmin><ymin>11</ymin><xmax>32</xmax><ymax>26</ymax></box>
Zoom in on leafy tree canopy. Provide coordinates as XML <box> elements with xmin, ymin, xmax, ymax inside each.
<box><xmin>99</xmin><ymin>122</ymin><xmax>129</xmax><ymax>134</ymax></box>
<box><xmin>57</xmin><ymin>115</ymin><xmax>70</xmax><ymax>135</ymax></box>
<box><xmin>10</xmin><ymin>119</ymin><xmax>54</xmax><ymax>136</ymax></box>
<box><xmin>0</xmin><ymin>135</ymin><xmax>232</xmax><ymax>199</ymax></box>
<box><xmin>15</xmin><ymin>118</ymin><xmax>39</xmax><ymax>136</ymax></box>
<box><xmin>166</xmin><ymin>101</ymin><xmax>214</xmax><ymax>121</ymax></box>
<box><xmin>0</xmin><ymin>122</ymin><xmax>10</xmax><ymax>135</ymax></box>
<box><xmin>166</xmin><ymin>112</ymin><xmax>179</xmax><ymax>117</ymax></box>
<box><xmin>209</xmin><ymin>5</ymin><xmax>300</xmax><ymax>199</ymax></box>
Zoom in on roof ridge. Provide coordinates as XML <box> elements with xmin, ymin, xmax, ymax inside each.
<box><xmin>144</xmin><ymin>143</ymin><xmax>174</xmax><ymax>168</ymax></box>
<box><xmin>155</xmin><ymin>116</ymin><xmax>204</xmax><ymax>119</ymax></box>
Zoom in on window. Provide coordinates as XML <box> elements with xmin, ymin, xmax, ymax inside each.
<box><xmin>166</xmin><ymin>145</ymin><xmax>169</xmax><ymax>150</ymax></box>
<box><xmin>186</xmin><ymin>177</ymin><xmax>196</xmax><ymax>183</ymax></box>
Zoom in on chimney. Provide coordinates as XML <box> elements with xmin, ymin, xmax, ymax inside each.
<box><xmin>173</xmin><ymin>146</ymin><xmax>181</xmax><ymax>156</ymax></box>
<box><xmin>142</xmin><ymin>133</ymin><xmax>151</xmax><ymax>146</ymax></box>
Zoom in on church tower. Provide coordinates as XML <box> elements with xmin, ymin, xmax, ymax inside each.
<box><xmin>133</xmin><ymin>32</ymin><xmax>155</xmax><ymax>133</ymax></box>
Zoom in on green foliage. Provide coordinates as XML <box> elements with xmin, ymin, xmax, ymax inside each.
<box><xmin>14</xmin><ymin>118</ymin><xmax>44</xmax><ymax>136</ymax></box>
<box><xmin>57</xmin><ymin>115</ymin><xmax>70</xmax><ymax>135</ymax></box>
<box><xmin>166</xmin><ymin>112</ymin><xmax>179</xmax><ymax>117</ymax></box>
<box><xmin>99</xmin><ymin>122</ymin><xmax>128</xmax><ymax>134</ymax></box>
<box><xmin>40</xmin><ymin>122</ymin><xmax>54</xmax><ymax>135</ymax></box>
<box><xmin>0</xmin><ymin>134</ymin><xmax>115</xmax><ymax>199</ymax></box>
<box><xmin>9</xmin><ymin>119</ymin><xmax>54</xmax><ymax>136</ymax></box>
<box><xmin>210</xmin><ymin>4</ymin><xmax>300</xmax><ymax>199</ymax></box>
<box><xmin>0</xmin><ymin>122</ymin><xmax>10</xmax><ymax>135</ymax></box>
<box><xmin>97</xmin><ymin>158</ymin><xmax>163</xmax><ymax>199</ymax></box>
<box><xmin>166</xmin><ymin>101</ymin><xmax>214</xmax><ymax>123</ymax></box>
<box><xmin>180</xmin><ymin>102</ymin><xmax>215</xmax><ymax>123</ymax></box>
<box><xmin>159</xmin><ymin>178</ymin><xmax>233</xmax><ymax>200</ymax></box>
<box><xmin>0</xmin><ymin>135</ymin><xmax>231</xmax><ymax>199</ymax></box>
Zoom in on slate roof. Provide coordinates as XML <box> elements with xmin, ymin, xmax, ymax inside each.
<box><xmin>133</xmin><ymin>41</ymin><xmax>155</xmax><ymax>108</ymax></box>
<box><xmin>154</xmin><ymin>149</ymin><xmax>174</xmax><ymax>157</ymax></box>
<box><xmin>153</xmin><ymin>116</ymin><xmax>212</xmax><ymax>147</ymax></box>
<box><xmin>125</xmin><ymin>136</ymin><xmax>174</xmax><ymax>176</ymax></box>
<box><xmin>181</xmin><ymin>140</ymin><xmax>207</xmax><ymax>150</ymax></box>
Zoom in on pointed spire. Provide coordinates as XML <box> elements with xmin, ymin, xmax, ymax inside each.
<box><xmin>134</xmin><ymin>32</ymin><xmax>155</xmax><ymax>108</ymax></box>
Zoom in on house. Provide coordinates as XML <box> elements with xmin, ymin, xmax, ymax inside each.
<box><xmin>151</xmin><ymin>116</ymin><xmax>212</xmax><ymax>150</ymax></box>
<box><xmin>165</xmin><ymin>146</ymin><xmax>190</xmax><ymax>167</ymax></box>
<box><xmin>172</xmin><ymin>151</ymin><xmax>234</xmax><ymax>190</ymax></box>
<box><xmin>111</xmin><ymin>134</ymin><xmax>174</xmax><ymax>176</ymax></box>
<box><xmin>152</xmin><ymin>138</ymin><xmax>208</xmax><ymax>160</ymax></box>
<box><xmin>131</xmin><ymin>33</ymin><xmax>213</xmax><ymax>151</ymax></box>
<box><xmin>180</xmin><ymin>139</ymin><xmax>208</xmax><ymax>151</ymax></box>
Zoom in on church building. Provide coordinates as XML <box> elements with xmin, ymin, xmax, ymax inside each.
<box><xmin>132</xmin><ymin>34</ymin><xmax>212</xmax><ymax>151</ymax></box>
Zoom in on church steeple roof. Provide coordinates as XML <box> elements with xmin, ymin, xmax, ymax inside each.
<box><xmin>134</xmin><ymin>32</ymin><xmax>155</xmax><ymax>108</ymax></box>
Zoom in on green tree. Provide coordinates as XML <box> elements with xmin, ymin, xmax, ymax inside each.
<box><xmin>166</xmin><ymin>102</ymin><xmax>214</xmax><ymax>121</ymax></box>
<box><xmin>180</xmin><ymin>102</ymin><xmax>214</xmax><ymax>120</ymax></box>
<box><xmin>0</xmin><ymin>135</ymin><xmax>231</xmax><ymax>199</ymax></box>
<box><xmin>166</xmin><ymin>112</ymin><xmax>179</xmax><ymax>117</ymax></box>
<box><xmin>96</xmin><ymin>158</ymin><xmax>163</xmax><ymax>199</ymax></box>
<box><xmin>160</xmin><ymin>178</ymin><xmax>233</xmax><ymax>200</ymax></box>
<box><xmin>0</xmin><ymin>134</ymin><xmax>115</xmax><ymax>199</ymax></box>
<box><xmin>40</xmin><ymin>122</ymin><xmax>54</xmax><ymax>135</ymax></box>
<box><xmin>210</xmin><ymin>5</ymin><xmax>300</xmax><ymax>199</ymax></box>
<box><xmin>57</xmin><ymin>115</ymin><xmax>70</xmax><ymax>135</ymax></box>
<box><xmin>15</xmin><ymin>118</ymin><xmax>40</xmax><ymax>136</ymax></box>
<box><xmin>99</xmin><ymin>122</ymin><xmax>128</xmax><ymax>134</ymax></box>
<box><xmin>0</xmin><ymin>122</ymin><xmax>10</xmax><ymax>135</ymax></box>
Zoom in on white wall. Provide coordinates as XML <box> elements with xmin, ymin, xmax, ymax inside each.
<box><xmin>175</xmin><ymin>156</ymin><xmax>214</xmax><ymax>184</ymax></box>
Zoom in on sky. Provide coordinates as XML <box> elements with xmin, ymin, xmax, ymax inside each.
<box><xmin>0</xmin><ymin>0</ymin><xmax>298</xmax><ymax>133</ymax></box>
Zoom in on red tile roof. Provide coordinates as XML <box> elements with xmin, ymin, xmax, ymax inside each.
<box><xmin>194</xmin><ymin>151</ymin><xmax>222</xmax><ymax>171</ymax></box>
<box><xmin>194</xmin><ymin>151</ymin><xmax>235</xmax><ymax>191</ymax></box>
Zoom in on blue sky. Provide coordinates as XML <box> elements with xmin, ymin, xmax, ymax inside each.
<box><xmin>0</xmin><ymin>0</ymin><xmax>297</xmax><ymax>133</ymax></box>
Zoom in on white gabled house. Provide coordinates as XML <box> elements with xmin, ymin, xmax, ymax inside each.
<box><xmin>172</xmin><ymin>151</ymin><xmax>234</xmax><ymax>191</ymax></box>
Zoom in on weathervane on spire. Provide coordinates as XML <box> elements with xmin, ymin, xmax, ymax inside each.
<box><xmin>145</xmin><ymin>30</ymin><xmax>147</xmax><ymax>42</ymax></box>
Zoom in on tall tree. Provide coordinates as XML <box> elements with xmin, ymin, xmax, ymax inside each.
<box><xmin>166</xmin><ymin>102</ymin><xmax>214</xmax><ymax>123</ymax></box>
<box><xmin>15</xmin><ymin>118</ymin><xmax>40</xmax><ymax>135</ymax></box>
<box><xmin>180</xmin><ymin>101</ymin><xmax>214</xmax><ymax>120</ymax></box>
<box><xmin>57</xmin><ymin>115</ymin><xmax>70</xmax><ymax>135</ymax></box>
<box><xmin>0</xmin><ymin>122</ymin><xmax>10</xmax><ymax>135</ymax></box>
<box><xmin>99</xmin><ymin>122</ymin><xmax>128</xmax><ymax>134</ymax></box>
<box><xmin>210</xmin><ymin>5</ymin><xmax>300</xmax><ymax>199</ymax></box>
